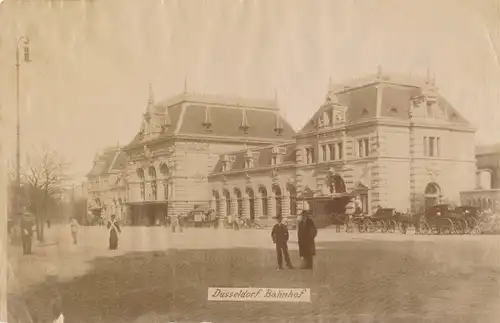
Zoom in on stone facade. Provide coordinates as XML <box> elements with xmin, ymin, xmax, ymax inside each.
<box><xmin>120</xmin><ymin>88</ymin><xmax>295</xmax><ymax>225</ymax></box>
<box><xmin>209</xmin><ymin>72</ymin><xmax>477</xmax><ymax>220</ymax></box>
<box><xmin>86</xmin><ymin>72</ymin><xmax>478</xmax><ymax>225</ymax></box>
<box><xmin>460</xmin><ymin>144</ymin><xmax>500</xmax><ymax>212</ymax></box>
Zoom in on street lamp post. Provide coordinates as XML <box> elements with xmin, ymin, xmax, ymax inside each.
<box><xmin>15</xmin><ymin>37</ymin><xmax>31</xmax><ymax>216</ymax></box>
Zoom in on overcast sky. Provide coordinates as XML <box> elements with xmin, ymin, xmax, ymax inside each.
<box><xmin>1</xmin><ymin>0</ymin><xmax>499</xmax><ymax>181</ymax></box>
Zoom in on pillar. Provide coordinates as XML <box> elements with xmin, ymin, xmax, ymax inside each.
<box><xmin>220</xmin><ymin>197</ymin><xmax>227</xmax><ymax>217</ymax></box>
<box><xmin>230</xmin><ymin>198</ymin><xmax>237</xmax><ymax>216</ymax></box>
<box><xmin>282</xmin><ymin>195</ymin><xmax>290</xmax><ymax>217</ymax></box>
<box><xmin>341</xmin><ymin>131</ymin><xmax>347</xmax><ymax>160</ymax></box>
<box><xmin>325</xmin><ymin>145</ymin><xmax>330</xmax><ymax>161</ymax></box>
<box><xmin>255</xmin><ymin>196</ymin><xmax>262</xmax><ymax>218</ymax></box>
<box><xmin>243</xmin><ymin>197</ymin><xmax>250</xmax><ymax>219</ymax></box>
<box><xmin>268</xmin><ymin>196</ymin><xmax>275</xmax><ymax>218</ymax></box>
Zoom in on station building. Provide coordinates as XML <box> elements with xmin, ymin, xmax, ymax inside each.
<box><xmin>86</xmin><ymin>71</ymin><xmax>478</xmax><ymax>225</ymax></box>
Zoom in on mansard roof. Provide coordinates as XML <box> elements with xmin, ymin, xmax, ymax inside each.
<box><xmin>298</xmin><ymin>73</ymin><xmax>470</xmax><ymax>135</ymax></box>
<box><xmin>126</xmin><ymin>93</ymin><xmax>295</xmax><ymax>148</ymax></box>
<box><xmin>211</xmin><ymin>141</ymin><xmax>296</xmax><ymax>174</ymax></box>
<box><xmin>86</xmin><ymin>147</ymin><xmax>127</xmax><ymax>178</ymax></box>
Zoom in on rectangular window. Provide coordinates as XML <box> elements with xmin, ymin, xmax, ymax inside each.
<box><xmin>429</xmin><ymin>137</ymin><xmax>435</xmax><ymax>157</ymax></box>
<box><xmin>271</xmin><ymin>156</ymin><xmax>277</xmax><ymax>165</ymax></box>
<box><xmin>364</xmin><ymin>138</ymin><xmax>370</xmax><ymax>157</ymax></box>
<box><xmin>436</xmin><ymin>137</ymin><xmax>440</xmax><ymax>157</ymax></box>
<box><xmin>423</xmin><ymin>137</ymin><xmax>428</xmax><ymax>156</ymax></box>
<box><xmin>329</xmin><ymin>144</ymin><xmax>335</xmax><ymax>160</ymax></box>
<box><xmin>338</xmin><ymin>142</ymin><xmax>343</xmax><ymax>160</ymax></box>
<box><xmin>311</xmin><ymin>148</ymin><xmax>316</xmax><ymax>163</ymax></box>
<box><xmin>322</xmin><ymin>145</ymin><xmax>327</xmax><ymax>161</ymax></box>
<box><xmin>357</xmin><ymin>138</ymin><xmax>370</xmax><ymax>157</ymax></box>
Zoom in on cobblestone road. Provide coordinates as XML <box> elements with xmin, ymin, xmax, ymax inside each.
<box><xmin>7</xmin><ymin>225</ymin><xmax>500</xmax><ymax>322</ymax></box>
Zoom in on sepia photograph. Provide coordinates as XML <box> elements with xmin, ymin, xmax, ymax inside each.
<box><xmin>1</xmin><ymin>0</ymin><xmax>500</xmax><ymax>322</ymax></box>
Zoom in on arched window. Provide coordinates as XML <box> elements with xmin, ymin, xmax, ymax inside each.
<box><xmin>234</xmin><ymin>188</ymin><xmax>243</xmax><ymax>217</ymax></box>
<box><xmin>223</xmin><ymin>189</ymin><xmax>231</xmax><ymax>215</ymax></box>
<box><xmin>326</xmin><ymin>174</ymin><xmax>347</xmax><ymax>193</ymax></box>
<box><xmin>273</xmin><ymin>185</ymin><xmax>282</xmax><ymax>218</ymax></box>
<box><xmin>246</xmin><ymin>187</ymin><xmax>255</xmax><ymax>220</ymax></box>
<box><xmin>259</xmin><ymin>186</ymin><xmax>268</xmax><ymax>216</ymax></box>
<box><xmin>137</xmin><ymin>168</ymin><xmax>145</xmax><ymax>200</ymax></box>
<box><xmin>288</xmin><ymin>184</ymin><xmax>297</xmax><ymax>215</ymax></box>
<box><xmin>424</xmin><ymin>182</ymin><xmax>441</xmax><ymax>207</ymax></box>
<box><xmin>149</xmin><ymin>166</ymin><xmax>157</xmax><ymax>200</ymax></box>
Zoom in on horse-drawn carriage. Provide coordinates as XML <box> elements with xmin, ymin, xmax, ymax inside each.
<box><xmin>417</xmin><ymin>204</ymin><xmax>466</xmax><ymax>234</ymax></box>
<box><xmin>454</xmin><ymin>206</ymin><xmax>481</xmax><ymax>233</ymax></box>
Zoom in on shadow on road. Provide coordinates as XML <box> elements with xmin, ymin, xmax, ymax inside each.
<box><xmin>9</xmin><ymin>240</ymin><xmax>500</xmax><ymax>323</ymax></box>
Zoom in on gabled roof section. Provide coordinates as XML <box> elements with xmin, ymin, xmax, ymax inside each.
<box><xmin>211</xmin><ymin>141</ymin><xmax>296</xmax><ymax>174</ymax></box>
<box><xmin>298</xmin><ymin>72</ymin><xmax>471</xmax><ymax>135</ymax></box>
<box><xmin>86</xmin><ymin>147</ymin><xmax>127</xmax><ymax>178</ymax></box>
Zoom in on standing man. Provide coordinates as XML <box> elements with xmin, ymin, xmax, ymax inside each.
<box><xmin>107</xmin><ymin>214</ymin><xmax>121</xmax><ymax>250</ymax></box>
<box><xmin>271</xmin><ymin>215</ymin><xmax>293</xmax><ymax>270</ymax></box>
<box><xmin>21</xmin><ymin>209</ymin><xmax>35</xmax><ymax>255</ymax></box>
<box><xmin>69</xmin><ymin>217</ymin><xmax>80</xmax><ymax>245</ymax></box>
<box><xmin>297</xmin><ymin>209</ymin><xmax>317</xmax><ymax>269</ymax></box>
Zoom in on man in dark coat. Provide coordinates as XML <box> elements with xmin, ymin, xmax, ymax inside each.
<box><xmin>107</xmin><ymin>214</ymin><xmax>121</xmax><ymax>250</ymax></box>
<box><xmin>21</xmin><ymin>211</ymin><xmax>34</xmax><ymax>255</ymax></box>
<box><xmin>297</xmin><ymin>210</ymin><xmax>317</xmax><ymax>269</ymax></box>
<box><xmin>271</xmin><ymin>215</ymin><xmax>293</xmax><ymax>270</ymax></box>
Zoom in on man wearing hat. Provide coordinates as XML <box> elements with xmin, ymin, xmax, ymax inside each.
<box><xmin>20</xmin><ymin>208</ymin><xmax>35</xmax><ymax>255</ymax></box>
<box><xmin>297</xmin><ymin>205</ymin><xmax>317</xmax><ymax>269</ymax></box>
<box><xmin>271</xmin><ymin>214</ymin><xmax>293</xmax><ymax>270</ymax></box>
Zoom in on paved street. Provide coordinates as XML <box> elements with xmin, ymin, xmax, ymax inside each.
<box><xmin>7</xmin><ymin>225</ymin><xmax>500</xmax><ymax>322</ymax></box>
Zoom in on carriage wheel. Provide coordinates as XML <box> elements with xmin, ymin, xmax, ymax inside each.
<box><xmin>441</xmin><ymin>219</ymin><xmax>454</xmax><ymax>235</ymax></box>
<box><xmin>389</xmin><ymin>220</ymin><xmax>397</xmax><ymax>233</ymax></box>
<box><xmin>419</xmin><ymin>219</ymin><xmax>430</xmax><ymax>235</ymax></box>
<box><xmin>398</xmin><ymin>222</ymin><xmax>408</xmax><ymax>234</ymax></box>
<box><xmin>379</xmin><ymin>220</ymin><xmax>388</xmax><ymax>233</ymax></box>
<box><xmin>467</xmin><ymin>217</ymin><xmax>478</xmax><ymax>234</ymax></box>
<box><xmin>364</xmin><ymin>219</ymin><xmax>375</xmax><ymax>233</ymax></box>
<box><xmin>458</xmin><ymin>219</ymin><xmax>468</xmax><ymax>235</ymax></box>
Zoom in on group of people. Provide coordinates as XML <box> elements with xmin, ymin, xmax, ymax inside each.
<box><xmin>271</xmin><ymin>209</ymin><xmax>317</xmax><ymax>270</ymax></box>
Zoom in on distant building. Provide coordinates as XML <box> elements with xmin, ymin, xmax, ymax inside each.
<box><xmin>86</xmin><ymin>145</ymin><xmax>128</xmax><ymax>222</ymax></box>
<box><xmin>121</xmin><ymin>87</ymin><xmax>294</xmax><ymax>225</ymax></box>
<box><xmin>460</xmin><ymin>144</ymin><xmax>500</xmax><ymax>212</ymax></box>
<box><xmin>209</xmin><ymin>71</ymin><xmax>477</xmax><ymax>220</ymax></box>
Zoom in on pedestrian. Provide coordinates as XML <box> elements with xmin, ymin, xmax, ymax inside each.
<box><xmin>297</xmin><ymin>209</ymin><xmax>317</xmax><ymax>269</ymax></box>
<box><xmin>178</xmin><ymin>212</ymin><xmax>185</xmax><ymax>232</ymax></box>
<box><xmin>271</xmin><ymin>215</ymin><xmax>293</xmax><ymax>270</ymax></box>
<box><xmin>107</xmin><ymin>214</ymin><xmax>121</xmax><ymax>250</ymax></box>
<box><xmin>171</xmin><ymin>213</ymin><xmax>179</xmax><ymax>232</ymax></box>
<box><xmin>69</xmin><ymin>217</ymin><xmax>80</xmax><ymax>245</ymax></box>
<box><xmin>21</xmin><ymin>209</ymin><xmax>35</xmax><ymax>255</ymax></box>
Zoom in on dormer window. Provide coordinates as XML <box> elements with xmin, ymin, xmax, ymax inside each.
<box><xmin>271</xmin><ymin>146</ymin><xmax>287</xmax><ymax>165</ymax></box>
<box><xmin>273</xmin><ymin>112</ymin><xmax>283</xmax><ymax>136</ymax></box>
<box><xmin>239</xmin><ymin>109</ymin><xmax>250</xmax><ymax>134</ymax></box>
<box><xmin>244</xmin><ymin>150</ymin><xmax>259</xmax><ymax>169</ymax></box>
<box><xmin>245</xmin><ymin>159</ymin><xmax>253</xmax><ymax>169</ymax></box>
<box><xmin>221</xmin><ymin>154</ymin><xmax>235</xmax><ymax>172</ymax></box>
<box><xmin>203</xmin><ymin>106</ymin><xmax>212</xmax><ymax>131</ymax></box>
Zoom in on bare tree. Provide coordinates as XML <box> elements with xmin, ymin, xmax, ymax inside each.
<box><xmin>21</xmin><ymin>144</ymin><xmax>71</xmax><ymax>242</ymax></box>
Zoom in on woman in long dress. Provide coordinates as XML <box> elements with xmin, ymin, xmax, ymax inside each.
<box><xmin>107</xmin><ymin>214</ymin><xmax>121</xmax><ymax>250</ymax></box>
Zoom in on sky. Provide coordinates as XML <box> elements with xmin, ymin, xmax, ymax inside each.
<box><xmin>0</xmin><ymin>0</ymin><xmax>499</xmax><ymax>182</ymax></box>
